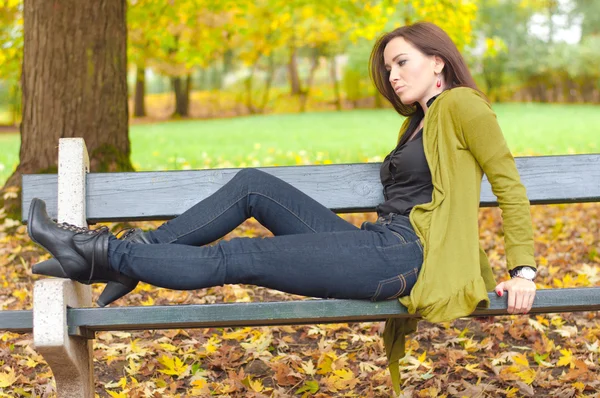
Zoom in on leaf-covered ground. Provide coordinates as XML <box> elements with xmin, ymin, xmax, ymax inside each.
<box><xmin>0</xmin><ymin>203</ymin><xmax>599</xmax><ymax>397</ymax></box>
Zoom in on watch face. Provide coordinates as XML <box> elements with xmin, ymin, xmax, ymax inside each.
<box><xmin>520</xmin><ymin>267</ymin><xmax>536</xmax><ymax>279</ymax></box>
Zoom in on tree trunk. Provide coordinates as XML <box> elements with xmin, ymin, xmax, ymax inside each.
<box><xmin>258</xmin><ymin>54</ymin><xmax>275</xmax><ymax>113</ymax></box>
<box><xmin>172</xmin><ymin>74</ymin><xmax>191</xmax><ymax>117</ymax></box>
<box><xmin>2</xmin><ymin>0</ymin><xmax>132</xmax><ymax>218</ymax></box>
<box><xmin>218</xmin><ymin>49</ymin><xmax>233</xmax><ymax>91</ymax></box>
<box><xmin>329</xmin><ymin>56</ymin><xmax>342</xmax><ymax>111</ymax></box>
<box><xmin>244</xmin><ymin>62</ymin><xmax>258</xmax><ymax>114</ymax></box>
<box><xmin>288</xmin><ymin>46</ymin><xmax>301</xmax><ymax>95</ymax></box>
<box><xmin>134</xmin><ymin>64</ymin><xmax>146</xmax><ymax>117</ymax></box>
<box><xmin>565</xmin><ymin>79</ymin><xmax>578</xmax><ymax>103</ymax></box>
<box><xmin>299</xmin><ymin>49</ymin><xmax>320</xmax><ymax>113</ymax></box>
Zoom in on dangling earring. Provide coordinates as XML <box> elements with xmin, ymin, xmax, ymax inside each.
<box><xmin>436</xmin><ymin>74</ymin><xmax>441</xmax><ymax>88</ymax></box>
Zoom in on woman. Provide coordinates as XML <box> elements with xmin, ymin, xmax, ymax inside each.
<box><xmin>28</xmin><ymin>21</ymin><xmax>537</xmax><ymax>393</ymax></box>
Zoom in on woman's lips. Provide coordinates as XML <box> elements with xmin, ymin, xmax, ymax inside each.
<box><xmin>394</xmin><ymin>85</ymin><xmax>406</xmax><ymax>93</ymax></box>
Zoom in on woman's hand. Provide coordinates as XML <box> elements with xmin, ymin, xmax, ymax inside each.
<box><xmin>494</xmin><ymin>278</ymin><xmax>537</xmax><ymax>314</ymax></box>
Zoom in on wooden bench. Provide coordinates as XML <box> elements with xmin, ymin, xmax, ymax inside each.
<box><xmin>1</xmin><ymin>137</ymin><xmax>600</xmax><ymax>397</ymax></box>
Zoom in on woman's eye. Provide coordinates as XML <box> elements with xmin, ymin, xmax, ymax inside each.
<box><xmin>398</xmin><ymin>60</ymin><xmax>407</xmax><ymax>66</ymax></box>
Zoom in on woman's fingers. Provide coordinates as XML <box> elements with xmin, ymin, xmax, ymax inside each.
<box><xmin>502</xmin><ymin>279</ymin><xmax>536</xmax><ymax>314</ymax></box>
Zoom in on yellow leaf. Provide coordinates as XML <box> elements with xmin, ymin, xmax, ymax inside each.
<box><xmin>327</xmin><ymin>368</ymin><xmax>357</xmax><ymax>391</ymax></box>
<box><xmin>512</xmin><ymin>353</ymin><xmax>530</xmax><ymax>368</ymax></box>
<box><xmin>557</xmin><ymin>349</ymin><xmax>575</xmax><ymax>368</ymax></box>
<box><xmin>464</xmin><ymin>363</ymin><xmax>480</xmax><ymax>373</ymax></box>
<box><xmin>24</xmin><ymin>356</ymin><xmax>39</xmax><ymax>368</ymax></box>
<box><xmin>107</xmin><ymin>391</ymin><xmax>128</xmax><ymax>398</ymax></box>
<box><xmin>191</xmin><ymin>378</ymin><xmax>208</xmax><ymax>387</ymax></box>
<box><xmin>129</xmin><ymin>339</ymin><xmax>147</xmax><ymax>355</ymax></box>
<box><xmin>248</xmin><ymin>377</ymin><xmax>264</xmax><ymax>392</ymax></box>
<box><xmin>418</xmin><ymin>351</ymin><xmax>427</xmax><ymax>363</ymax></box>
<box><xmin>140</xmin><ymin>295</ymin><xmax>154</xmax><ymax>306</ymax></box>
<box><xmin>158</xmin><ymin>355</ymin><xmax>188</xmax><ymax>377</ymax></box>
<box><xmin>516</xmin><ymin>368</ymin><xmax>536</xmax><ymax>384</ymax></box>
<box><xmin>0</xmin><ymin>368</ymin><xmax>18</xmax><ymax>388</ymax></box>
<box><xmin>572</xmin><ymin>381</ymin><xmax>585</xmax><ymax>392</ymax></box>
<box><xmin>221</xmin><ymin>327</ymin><xmax>251</xmax><ymax>340</ymax></box>
<box><xmin>12</xmin><ymin>289</ymin><xmax>27</xmax><ymax>302</ymax></box>
<box><xmin>204</xmin><ymin>336</ymin><xmax>221</xmax><ymax>354</ymax></box>
<box><xmin>159</xmin><ymin>343</ymin><xmax>178</xmax><ymax>352</ymax></box>
<box><xmin>125</xmin><ymin>358</ymin><xmax>140</xmax><ymax>376</ymax></box>
<box><xmin>317</xmin><ymin>352</ymin><xmax>336</xmax><ymax>375</ymax></box>
<box><xmin>551</xmin><ymin>316</ymin><xmax>565</xmax><ymax>327</ymax></box>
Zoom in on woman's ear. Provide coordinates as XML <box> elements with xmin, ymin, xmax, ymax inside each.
<box><xmin>433</xmin><ymin>56</ymin><xmax>445</xmax><ymax>74</ymax></box>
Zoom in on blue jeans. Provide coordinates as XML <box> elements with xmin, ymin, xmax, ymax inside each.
<box><xmin>108</xmin><ymin>168</ymin><xmax>423</xmax><ymax>301</ymax></box>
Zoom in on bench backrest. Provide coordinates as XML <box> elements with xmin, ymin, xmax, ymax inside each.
<box><xmin>22</xmin><ymin>154</ymin><xmax>600</xmax><ymax>223</ymax></box>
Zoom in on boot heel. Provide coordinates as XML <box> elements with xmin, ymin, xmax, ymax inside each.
<box><xmin>97</xmin><ymin>280</ymin><xmax>137</xmax><ymax>307</ymax></box>
<box><xmin>32</xmin><ymin>258</ymin><xmax>67</xmax><ymax>278</ymax></box>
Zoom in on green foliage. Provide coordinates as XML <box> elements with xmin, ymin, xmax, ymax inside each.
<box><xmin>0</xmin><ymin>0</ymin><xmax>22</xmax><ymax>121</ymax></box>
<box><xmin>342</xmin><ymin>39</ymin><xmax>373</xmax><ymax>104</ymax></box>
<box><xmin>0</xmin><ymin>0</ymin><xmax>22</xmax><ymax>81</ymax></box>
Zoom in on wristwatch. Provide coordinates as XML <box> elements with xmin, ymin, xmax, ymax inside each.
<box><xmin>509</xmin><ymin>266</ymin><xmax>537</xmax><ymax>281</ymax></box>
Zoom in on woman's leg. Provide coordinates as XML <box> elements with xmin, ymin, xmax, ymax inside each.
<box><xmin>108</xmin><ymin>223</ymin><xmax>423</xmax><ymax>300</ymax></box>
<box><xmin>143</xmin><ymin>168</ymin><xmax>358</xmax><ymax>245</ymax></box>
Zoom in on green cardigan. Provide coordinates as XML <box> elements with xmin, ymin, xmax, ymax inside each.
<box><xmin>383</xmin><ymin>87</ymin><xmax>536</xmax><ymax>394</ymax></box>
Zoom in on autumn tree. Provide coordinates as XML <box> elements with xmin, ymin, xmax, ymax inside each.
<box><xmin>1</xmin><ymin>0</ymin><xmax>132</xmax><ymax>217</ymax></box>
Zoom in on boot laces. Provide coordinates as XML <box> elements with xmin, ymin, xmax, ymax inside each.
<box><xmin>70</xmin><ymin>226</ymin><xmax>109</xmax><ymax>284</ymax></box>
<box><xmin>57</xmin><ymin>222</ymin><xmax>108</xmax><ymax>236</ymax></box>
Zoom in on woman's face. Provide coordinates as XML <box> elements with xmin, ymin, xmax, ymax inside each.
<box><xmin>383</xmin><ymin>36</ymin><xmax>443</xmax><ymax>108</ymax></box>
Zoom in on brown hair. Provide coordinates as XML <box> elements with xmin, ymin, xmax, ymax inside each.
<box><xmin>369</xmin><ymin>21</ymin><xmax>483</xmax><ymax>119</ymax></box>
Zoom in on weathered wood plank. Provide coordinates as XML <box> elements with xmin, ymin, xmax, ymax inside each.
<box><xmin>66</xmin><ymin>288</ymin><xmax>600</xmax><ymax>335</ymax></box>
<box><xmin>0</xmin><ymin>310</ymin><xmax>33</xmax><ymax>333</ymax></box>
<box><xmin>22</xmin><ymin>154</ymin><xmax>600</xmax><ymax>222</ymax></box>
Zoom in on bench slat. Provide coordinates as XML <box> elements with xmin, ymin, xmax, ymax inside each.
<box><xmin>22</xmin><ymin>154</ymin><xmax>600</xmax><ymax>222</ymax></box>
<box><xmin>0</xmin><ymin>310</ymin><xmax>33</xmax><ymax>333</ymax></box>
<box><xmin>66</xmin><ymin>288</ymin><xmax>600</xmax><ymax>335</ymax></box>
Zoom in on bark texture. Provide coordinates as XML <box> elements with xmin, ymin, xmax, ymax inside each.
<box><xmin>171</xmin><ymin>75</ymin><xmax>191</xmax><ymax>117</ymax></box>
<box><xmin>2</xmin><ymin>0</ymin><xmax>131</xmax><ymax>217</ymax></box>
<box><xmin>134</xmin><ymin>64</ymin><xmax>146</xmax><ymax>117</ymax></box>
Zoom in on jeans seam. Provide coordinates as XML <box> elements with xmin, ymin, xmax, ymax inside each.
<box><xmin>218</xmin><ymin>242</ymin><xmax>228</xmax><ymax>285</ymax></box>
<box><xmin>166</xmin><ymin>192</ymin><xmax>249</xmax><ymax>243</ymax></box>
<box><xmin>371</xmin><ymin>280</ymin><xmax>384</xmax><ymax>302</ymax></box>
<box><xmin>113</xmin><ymin>247</ymin><xmax>222</xmax><ymax>261</ymax></box>
<box><xmin>415</xmin><ymin>239</ymin><xmax>423</xmax><ymax>253</ymax></box>
<box><xmin>389</xmin><ymin>230</ymin><xmax>407</xmax><ymax>244</ymax></box>
<box><xmin>390</xmin><ymin>273</ymin><xmax>407</xmax><ymax>299</ymax></box>
<box><xmin>167</xmin><ymin>190</ymin><xmax>319</xmax><ymax>243</ymax></box>
<box><xmin>248</xmin><ymin>191</ymin><xmax>318</xmax><ymax>233</ymax></box>
<box><xmin>372</xmin><ymin>275</ymin><xmax>406</xmax><ymax>302</ymax></box>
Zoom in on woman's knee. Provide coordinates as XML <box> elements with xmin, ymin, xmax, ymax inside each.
<box><xmin>234</xmin><ymin>168</ymin><xmax>272</xmax><ymax>190</ymax></box>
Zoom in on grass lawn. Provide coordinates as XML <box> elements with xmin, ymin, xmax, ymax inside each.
<box><xmin>0</xmin><ymin>102</ymin><xmax>598</xmax><ymax>186</ymax></box>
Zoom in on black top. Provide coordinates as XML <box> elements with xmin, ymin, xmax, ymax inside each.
<box><xmin>376</xmin><ymin>95</ymin><xmax>438</xmax><ymax>217</ymax></box>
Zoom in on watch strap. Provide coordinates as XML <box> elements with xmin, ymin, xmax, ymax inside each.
<box><xmin>509</xmin><ymin>266</ymin><xmax>537</xmax><ymax>279</ymax></box>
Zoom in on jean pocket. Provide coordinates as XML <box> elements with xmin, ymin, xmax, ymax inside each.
<box><xmin>389</xmin><ymin>230</ymin><xmax>407</xmax><ymax>244</ymax></box>
<box><xmin>370</xmin><ymin>268</ymin><xmax>420</xmax><ymax>302</ymax></box>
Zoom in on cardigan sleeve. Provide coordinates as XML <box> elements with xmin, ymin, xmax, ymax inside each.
<box><xmin>455</xmin><ymin>93</ymin><xmax>536</xmax><ymax>271</ymax></box>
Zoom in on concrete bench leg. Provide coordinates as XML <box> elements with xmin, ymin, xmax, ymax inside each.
<box><xmin>33</xmin><ymin>138</ymin><xmax>94</xmax><ymax>397</ymax></box>
<box><xmin>34</xmin><ymin>280</ymin><xmax>93</xmax><ymax>397</ymax></box>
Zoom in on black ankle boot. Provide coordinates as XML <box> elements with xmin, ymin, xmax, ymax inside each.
<box><xmin>28</xmin><ymin>198</ymin><xmax>137</xmax><ymax>306</ymax></box>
